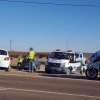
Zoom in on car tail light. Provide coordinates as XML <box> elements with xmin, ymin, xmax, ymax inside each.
<box><xmin>4</xmin><ymin>57</ymin><xmax>9</xmax><ymax>60</ymax></box>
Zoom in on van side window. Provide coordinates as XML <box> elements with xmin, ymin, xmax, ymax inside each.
<box><xmin>76</xmin><ymin>54</ymin><xmax>79</xmax><ymax>58</ymax></box>
<box><xmin>80</xmin><ymin>54</ymin><xmax>82</xmax><ymax>58</ymax></box>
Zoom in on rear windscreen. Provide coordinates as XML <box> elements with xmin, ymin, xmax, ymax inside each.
<box><xmin>0</xmin><ymin>50</ymin><xmax>7</xmax><ymax>55</ymax></box>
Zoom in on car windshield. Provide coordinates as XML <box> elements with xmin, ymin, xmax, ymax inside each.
<box><xmin>89</xmin><ymin>50</ymin><xmax>100</xmax><ymax>63</ymax></box>
<box><xmin>50</xmin><ymin>52</ymin><xmax>74</xmax><ymax>59</ymax></box>
<box><xmin>0</xmin><ymin>50</ymin><xmax>7</xmax><ymax>55</ymax></box>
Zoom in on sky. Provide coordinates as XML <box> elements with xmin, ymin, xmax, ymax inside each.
<box><xmin>0</xmin><ymin>0</ymin><xmax>100</xmax><ymax>53</ymax></box>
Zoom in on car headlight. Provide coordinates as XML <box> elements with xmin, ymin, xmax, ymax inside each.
<box><xmin>60</xmin><ymin>63</ymin><xmax>66</xmax><ymax>67</ymax></box>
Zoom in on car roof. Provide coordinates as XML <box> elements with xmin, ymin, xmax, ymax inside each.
<box><xmin>0</xmin><ymin>49</ymin><xmax>8</xmax><ymax>51</ymax></box>
<box><xmin>52</xmin><ymin>51</ymin><xmax>75</xmax><ymax>53</ymax></box>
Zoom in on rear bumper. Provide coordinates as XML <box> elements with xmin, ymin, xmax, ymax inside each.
<box><xmin>0</xmin><ymin>61</ymin><xmax>10</xmax><ymax>68</ymax></box>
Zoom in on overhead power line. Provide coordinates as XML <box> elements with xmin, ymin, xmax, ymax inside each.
<box><xmin>0</xmin><ymin>0</ymin><xmax>100</xmax><ymax>8</ymax></box>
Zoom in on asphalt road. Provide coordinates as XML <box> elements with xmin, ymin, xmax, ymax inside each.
<box><xmin>0</xmin><ymin>68</ymin><xmax>100</xmax><ymax>100</ymax></box>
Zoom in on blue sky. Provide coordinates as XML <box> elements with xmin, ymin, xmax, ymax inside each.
<box><xmin>0</xmin><ymin>0</ymin><xmax>100</xmax><ymax>52</ymax></box>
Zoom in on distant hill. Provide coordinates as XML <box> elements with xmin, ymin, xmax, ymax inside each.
<box><xmin>84</xmin><ymin>53</ymin><xmax>93</xmax><ymax>61</ymax></box>
<box><xmin>8</xmin><ymin>51</ymin><xmax>93</xmax><ymax>61</ymax></box>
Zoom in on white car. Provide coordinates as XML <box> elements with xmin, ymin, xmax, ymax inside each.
<box><xmin>0</xmin><ymin>49</ymin><xmax>11</xmax><ymax>71</ymax></box>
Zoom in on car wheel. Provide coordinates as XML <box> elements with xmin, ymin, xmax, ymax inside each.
<box><xmin>5</xmin><ymin>65</ymin><xmax>11</xmax><ymax>72</ymax></box>
<box><xmin>19</xmin><ymin>67</ymin><xmax>22</xmax><ymax>70</ymax></box>
<box><xmin>65</xmin><ymin>68</ymin><xmax>71</xmax><ymax>75</ymax></box>
<box><xmin>36</xmin><ymin>65</ymin><xmax>40</xmax><ymax>70</ymax></box>
<box><xmin>85</xmin><ymin>68</ymin><xmax>98</xmax><ymax>80</ymax></box>
<box><xmin>34</xmin><ymin>65</ymin><xmax>37</xmax><ymax>71</ymax></box>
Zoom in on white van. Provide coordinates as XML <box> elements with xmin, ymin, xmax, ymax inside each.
<box><xmin>0</xmin><ymin>49</ymin><xmax>11</xmax><ymax>71</ymax></box>
<box><xmin>45</xmin><ymin>50</ymin><xmax>86</xmax><ymax>74</ymax></box>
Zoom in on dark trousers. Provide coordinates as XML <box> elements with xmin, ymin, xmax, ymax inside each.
<box><xmin>17</xmin><ymin>62</ymin><xmax>22</xmax><ymax>69</ymax></box>
<box><xmin>28</xmin><ymin>60</ymin><xmax>35</xmax><ymax>72</ymax></box>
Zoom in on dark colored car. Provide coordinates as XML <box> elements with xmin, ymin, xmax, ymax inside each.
<box><xmin>20</xmin><ymin>58</ymin><xmax>41</xmax><ymax>71</ymax></box>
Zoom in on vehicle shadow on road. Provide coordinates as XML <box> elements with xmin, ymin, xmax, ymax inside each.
<box><xmin>11</xmin><ymin>66</ymin><xmax>44</xmax><ymax>73</ymax></box>
<box><xmin>11</xmin><ymin>66</ymin><xmax>17</xmax><ymax>69</ymax></box>
<box><xmin>36</xmin><ymin>70</ymin><xmax>45</xmax><ymax>73</ymax></box>
<box><xmin>11</xmin><ymin>66</ymin><xmax>22</xmax><ymax>70</ymax></box>
<box><xmin>39</xmin><ymin>72</ymin><xmax>100</xmax><ymax>81</ymax></box>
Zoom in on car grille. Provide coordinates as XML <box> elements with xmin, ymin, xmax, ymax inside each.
<box><xmin>48</xmin><ymin>62</ymin><xmax>61</xmax><ymax>67</ymax></box>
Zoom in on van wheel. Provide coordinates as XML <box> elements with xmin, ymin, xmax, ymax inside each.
<box><xmin>5</xmin><ymin>66</ymin><xmax>11</xmax><ymax>72</ymax></box>
<box><xmin>65</xmin><ymin>68</ymin><xmax>71</xmax><ymax>75</ymax></box>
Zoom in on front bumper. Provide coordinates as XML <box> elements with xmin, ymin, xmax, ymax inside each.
<box><xmin>45</xmin><ymin>65</ymin><xmax>66</xmax><ymax>72</ymax></box>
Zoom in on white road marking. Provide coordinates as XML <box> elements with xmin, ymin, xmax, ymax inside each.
<box><xmin>0</xmin><ymin>73</ymin><xmax>100</xmax><ymax>83</ymax></box>
<box><xmin>0</xmin><ymin>87</ymin><xmax>100</xmax><ymax>99</ymax></box>
<box><xmin>0</xmin><ymin>87</ymin><xmax>7</xmax><ymax>90</ymax></box>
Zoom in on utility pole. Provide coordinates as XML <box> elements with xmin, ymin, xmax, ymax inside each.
<box><xmin>10</xmin><ymin>39</ymin><xmax>12</xmax><ymax>51</ymax></box>
<box><xmin>66</xmin><ymin>39</ymin><xmax>68</xmax><ymax>51</ymax></box>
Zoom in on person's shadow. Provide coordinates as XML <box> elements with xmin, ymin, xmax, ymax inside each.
<box><xmin>11</xmin><ymin>66</ymin><xmax>17</xmax><ymax>69</ymax></box>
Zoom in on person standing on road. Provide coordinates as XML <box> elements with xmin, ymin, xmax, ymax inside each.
<box><xmin>17</xmin><ymin>55</ymin><xmax>22</xmax><ymax>69</ymax></box>
<box><xmin>26</xmin><ymin>47</ymin><xmax>36</xmax><ymax>73</ymax></box>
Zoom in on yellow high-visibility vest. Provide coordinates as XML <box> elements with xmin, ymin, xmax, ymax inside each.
<box><xmin>26</xmin><ymin>51</ymin><xmax>35</xmax><ymax>60</ymax></box>
<box><xmin>17</xmin><ymin>55</ymin><xmax>22</xmax><ymax>62</ymax></box>
<box><xmin>69</xmin><ymin>56</ymin><xmax>72</xmax><ymax>59</ymax></box>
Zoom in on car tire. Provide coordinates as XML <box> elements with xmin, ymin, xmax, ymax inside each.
<box><xmin>19</xmin><ymin>67</ymin><xmax>22</xmax><ymax>70</ymax></box>
<box><xmin>85</xmin><ymin>68</ymin><xmax>98</xmax><ymax>80</ymax></box>
<box><xmin>36</xmin><ymin>65</ymin><xmax>40</xmax><ymax>70</ymax></box>
<box><xmin>37</xmin><ymin>67</ymin><xmax>40</xmax><ymax>69</ymax></box>
<box><xmin>34</xmin><ymin>65</ymin><xmax>36</xmax><ymax>71</ymax></box>
<box><xmin>65</xmin><ymin>68</ymin><xmax>71</xmax><ymax>75</ymax></box>
<box><xmin>5</xmin><ymin>65</ymin><xmax>11</xmax><ymax>72</ymax></box>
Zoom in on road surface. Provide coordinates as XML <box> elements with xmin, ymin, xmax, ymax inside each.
<box><xmin>0</xmin><ymin>67</ymin><xmax>100</xmax><ymax>100</ymax></box>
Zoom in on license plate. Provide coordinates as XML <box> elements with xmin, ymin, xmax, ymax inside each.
<box><xmin>52</xmin><ymin>67</ymin><xmax>56</xmax><ymax>70</ymax></box>
<box><xmin>57</xmin><ymin>68</ymin><xmax>61</xmax><ymax>71</ymax></box>
<box><xmin>25</xmin><ymin>66</ymin><xmax>28</xmax><ymax>68</ymax></box>
<box><xmin>52</xmin><ymin>67</ymin><xmax>61</xmax><ymax>71</ymax></box>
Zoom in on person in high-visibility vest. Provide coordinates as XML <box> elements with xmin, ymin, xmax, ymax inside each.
<box><xmin>17</xmin><ymin>55</ymin><xmax>22</xmax><ymax>69</ymax></box>
<box><xmin>26</xmin><ymin>47</ymin><xmax>36</xmax><ymax>73</ymax></box>
<box><xmin>68</xmin><ymin>55</ymin><xmax>74</xmax><ymax>63</ymax></box>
